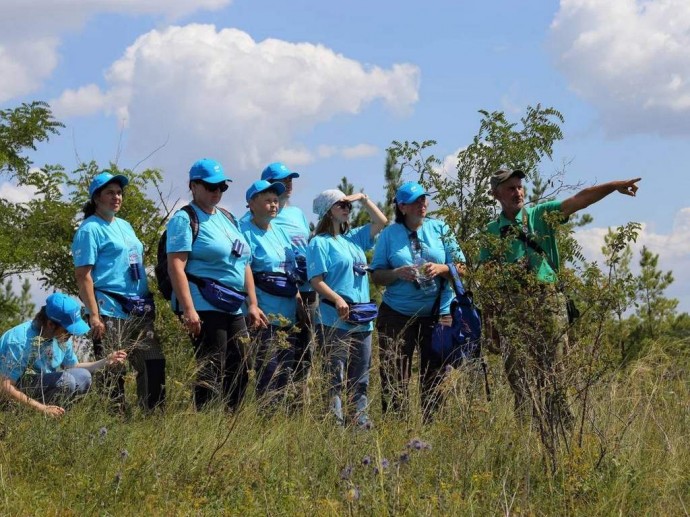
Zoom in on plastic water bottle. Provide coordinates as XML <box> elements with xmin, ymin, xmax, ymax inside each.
<box><xmin>128</xmin><ymin>248</ymin><xmax>141</xmax><ymax>281</ymax></box>
<box><xmin>413</xmin><ymin>252</ymin><xmax>436</xmax><ymax>295</ymax></box>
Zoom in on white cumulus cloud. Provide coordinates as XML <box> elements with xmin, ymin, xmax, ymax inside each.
<box><xmin>575</xmin><ymin>207</ymin><xmax>690</xmax><ymax>311</ymax></box>
<box><xmin>53</xmin><ymin>24</ymin><xmax>419</xmax><ymax>187</ymax></box>
<box><xmin>550</xmin><ymin>0</ymin><xmax>690</xmax><ymax>135</ymax></box>
<box><xmin>0</xmin><ymin>0</ymin><xmax>231</xmax><ymax>103</ymax></box>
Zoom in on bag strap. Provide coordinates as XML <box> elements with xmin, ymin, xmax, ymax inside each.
<box><xmin>430</xmin><ymin>278</ymin><xmax>446</xmax><ymax>320</ymax></box>
<box><xmin>498</xmin><ymin>210</ymin><xmax>559</xmax><ymax>274</ymax></box>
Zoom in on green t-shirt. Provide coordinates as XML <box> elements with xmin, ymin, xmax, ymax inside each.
<box><xmin>479</xmin><ymin>200</ymin><xmax>566</xmax><ymax>283</ymax></box>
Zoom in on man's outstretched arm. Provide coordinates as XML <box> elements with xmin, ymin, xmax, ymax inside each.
<box><xmin>561</xmin><ymin>178</ymin><xmax>641</xmax><ymax>217</ymax></box>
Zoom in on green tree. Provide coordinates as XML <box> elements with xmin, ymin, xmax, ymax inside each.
<box><xmin>0</xmin><ymin>278</ymin><xmax>36</xmax><ymax>332</ymax></box>
<box><xmin>633</xmin><ymin>246</ymin><xmax>678</xmax><ymax>339</ymax></box>
<box><xmin>381</xmin><ymin>148</ymin><xmax>402</xmax><ymax>221</ymax></box>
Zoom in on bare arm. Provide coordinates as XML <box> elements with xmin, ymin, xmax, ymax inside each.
<box><xmin>561</xmin><ymin>178</ymin><xmax>641</xmax><ymax>217</ymax></box>
<box><xmin>344</xmin><ymin>193</ymin><xmax>388</xmax><ymax>237</ymax></box>
<box><xmin>75</xmin><ymin>350</ymin><xmax>127</xmax><ymax>373</ymax></box>
<box><xmin>310</xmin><ymin>275</ymin><xmax>349</xmax><ymax>320</ymax></box>
<box><xmin>244</xmin><ymin>265</ymin><xmax>268</xmax><ymax>329</ymax></box>
<box><xmin>168</xmin><ymin>252</ymin><xmax>201</xmax><ymax>336</ymax></box>
<box><xmin>75</xmin><ymin>265</ymin><xmax>105</xmax><ymax>340</ymax></box>
<box><xmin>0</xmin><ymin>376</ymin><xmax>64</xmax><ymax>417</ymax></box>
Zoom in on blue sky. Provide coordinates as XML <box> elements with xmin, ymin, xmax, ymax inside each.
<box><xmin>1</xmin><ymin>0</ymin><xmax>688</xmax><ymax>311</ymax></box>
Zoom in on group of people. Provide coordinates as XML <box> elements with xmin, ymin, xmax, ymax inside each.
<box><xmin>0</xmin><ymin>158</ymin><xmax>640</xmax><ymax>429</ymax></box>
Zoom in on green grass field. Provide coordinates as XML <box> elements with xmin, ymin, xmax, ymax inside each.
<box><xmin>1</xmin><ymin>334</ymin><xmax>688</xmax><ymax>516</ymax></box>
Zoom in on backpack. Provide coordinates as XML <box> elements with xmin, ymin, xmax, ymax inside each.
<box><xmin>154</xmin><ymin>204</ymin><xmax>237</xmax><ymax>300</ymax></box>
<box><xmin>431</xmin><ymin>263</ymin><xmax>491</xmax><ymax>399</ymax></box>
<box><xmin>430</xmin><ymin>264</ymin><xmax>482</xmax><ymax>363</ymax></box>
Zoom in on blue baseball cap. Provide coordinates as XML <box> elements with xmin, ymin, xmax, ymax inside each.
<box><xmin>189</xmin><ymin>158</ymin><xmax>231</xmax><ymax>184</ymax></box>
<box><xmin>260</xmin><ymin>162</ymin><xmax>300</xmax><ymax>181</ymax></box>
<box><xmin>395</xmin><ymin>182</ymin><xmax>428</xmax><ymax>204</ymax></box>
<box><xmin>245</xmin><ymin>180</ymin><xmax>286</xmax><ymax>203</ymax></box>
<box><xmin>89</xmin><ymin>171</ymin><xmax>129</xmax><ymax>199</ymax></box>
<box><xmin>45</xmin><ymin>293</ymin><xmax>90</xmax><ymax>336</ymax></box>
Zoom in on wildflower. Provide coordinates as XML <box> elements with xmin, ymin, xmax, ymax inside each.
<box><xmin>345</xmin><ymin>486</ymin><xmax>360</xmax><ymax>502</ymax></box>
<box><xmin>146</xmin><ymin>330</ymin><xmax>154</xmax><ymax>339</ymax></box>
<box><xmin>119</xmin><ymin>449</ymin><xmax>129</xmax><ymax>461</ymax></box>
<box><xmin>114</xmin><ymin>471</ymin><xmax>122</xmax><ymax>484</ymax></box>
<box><xmin>407</xmin><ymin>438</ymin><xmax>422</xmax><ymax>450</ymax></box>
<box><xmin>98</xmin><ymin>427</ymin><xmax>108</xmax><ymax>439</ymax></box>
<box><xmin>399</xmin><ymin>452</ymin><xmax>410</xmax><ymax>464</ymax></box>
<box><xmin>381</xmin><ymin>458</ymin><xmax>390</xmax><ymax>470</ymax></box>
<box><xmin>106</xmin><ymin>320</ymin><xmax>114</xmax><ymax>329</ymax></box>
<box><xmin>361</xmin><ymin>455</ymin><xmax>371</xmax><ymax>466</ymax></box>
<box><xmin>444</xmin><ymin>364</ymin><xmax>453</xmax><ymax>374</ymax></box>
<box><xmin>340</xmin><ymin>465</ymin><xmax>353</xmax><ymax>480</ymax></box>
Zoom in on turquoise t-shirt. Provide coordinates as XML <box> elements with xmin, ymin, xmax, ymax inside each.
<box><xmin>241</xmin><ymin>205</ymin><xmax>312</xmax><ymax>293</ymax></box>
<box><xmin>240</xmin><ymin>219</ymin><xmax>297</xmax><ymax>326</ymax></box>
<box><xmin>370</xmin><ymin>218</ymin><xmax>465</xmax><ymax>317</ymax></box>
<box><xmin>479</xmin><ymin>200</ymin><xmax>565</xmax><ymax>284</ymax></box>
<box><xmin>72</xmin><ymin>215</ymin><xmax>150</xmax><ymax>319</ymax></box>
<box><xmin>0</xmin><ymin>322</ymin><xmax>78</xmax><ymax>382</ymax></box>
<box><xmin>166</xmin><ymin>203</ymin><xmax>251</xmax><ymax>314</ymax></box>
<box><xmin>307</xmin><ymin>224</ymin><xmax>374</xmax><ymax>332</ymax></box>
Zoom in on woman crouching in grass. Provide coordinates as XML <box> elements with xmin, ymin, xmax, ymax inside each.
<box><xmin>0</xmin><ymin>293</ymin><xmax>126</xmax><ymax>417</ymax></box>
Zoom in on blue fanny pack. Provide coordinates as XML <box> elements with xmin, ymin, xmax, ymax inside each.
<box><xmin>253</xmin><ymin>272</ymin><xmax>299</xmax><ymax>298</ymax></box>
<box><xmin>188</xmin><ymin>274</ymin><xmax>247</xmax><ymax>313</ymax></box>
<box><xmin>323</xmin><ymin>298</ymin><xmax>379</xmax><ymax>324</ymax></box>
<box><xmin>98</xmin><ymin>290</ymin><xmax>155</xmax><ymax>317</ymax></box>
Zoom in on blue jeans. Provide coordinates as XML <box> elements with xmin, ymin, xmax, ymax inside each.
<box><xmin>317</xmin><ymin>325</ymin><xmax>372</xmax><ymax>426</ymax></box>
<box><xmin>19</xmin><ymin>368</ymin><xmax>92</xmax><ymax>405</ymax></box>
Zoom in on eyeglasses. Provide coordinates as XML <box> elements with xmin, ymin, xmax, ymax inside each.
<box><xmin>197</xmin><ymin>181</ymin><xmax>228</xmax><ymax>193</ymax></box>
<box><xmin>334</xmin><ymin>201</ymin><xmax>353</xmax><ymax>210</ymax></box>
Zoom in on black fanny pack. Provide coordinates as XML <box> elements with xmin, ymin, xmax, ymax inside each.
<box><xmin>98</xmin><ymin>290</ymin><xmax>155</xmax><ymax>317</ymax></box>
<box><xmin>188</xmin><ymin>274</ymin><xmax>247</xmax><ymax>313</ymax></box>
<box><xmin>323</xmin><ymin>298</ymin><xmax>379</xmax><ymax>324</ymax></box>
<box><xmin>253</xmin><ymin>272</ymin><xmax>299</xmax><ymax>298</ymax></box>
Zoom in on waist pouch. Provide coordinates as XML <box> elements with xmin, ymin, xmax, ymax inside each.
<box><xmin>323</xmin><ymin>298</ymin><xmax>379</xmax><ymax>324</ymax></box>
<box><xmin>254</xmin><ymin>272</ymin><xmax>298</xmax><ymax>298</ymax></box>
<box><xmin>98</xmin><ymin>290</ymin><xmax>155</xmax><ymax>317</ymax></box>
<box><xmin>188</xmin><ymin>274</ymin><xmax>247</xmax><ymax>313</ymax></box>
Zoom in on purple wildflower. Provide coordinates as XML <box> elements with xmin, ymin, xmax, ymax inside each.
<box><xmin>399</xmin><ymin>452</ymin><xmax>410</xmax><ymax>464</ymax></box>
<box><xmin>98</xmin><ymin>427</ymin><xmax>108</xmax><ymax>439</ymax></box>
<box><xmin>340</xmin><ymin>465</ymin><xmax>353</xmax><ymax>480</ymax></box>
<box><xmin>119</xmin><ymin>449</ymin><xmax>129</xmax><ymax>460</ymax></box>
<box><xmin>361</xmin><ymin>455</ymin><xmax>371</xmax><ymax>466</ymax></box>
<box><xmin>381</xmin><ymin>458</ymin><xmax>390</xmax><ymax>469</ymax></box>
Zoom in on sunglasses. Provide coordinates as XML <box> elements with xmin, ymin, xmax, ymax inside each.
<box><xmin>197</xmin><ymin>181</ymin><xmax>228</xmax><ymax>193</ymax></box>
<box><xmin>334</xmin><ymin>201</ymin><xmax>353</xmax><ymax>210</ymax></box>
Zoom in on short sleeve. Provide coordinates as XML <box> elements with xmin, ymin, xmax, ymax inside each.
<box><xmin>166</xmin><ymin>210</ymin><xmax>193</xmax><ymax>253</ymax></box>
<box><xmin>72</xmin><ymin>227</ymin><xmax>99</xmax><ymax>267</ymax></box>
<box><xmin>307</xmin><ymin>238</ymin><xmax>328</xmax><ymax>279</ymax></box>
<box><xmin>370</xmin><ymin>228</ymin><xmax>391</xmax><ymax>271</ymax></box>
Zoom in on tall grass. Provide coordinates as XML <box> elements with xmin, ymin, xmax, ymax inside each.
<box><xmin>0</xmin><ymin>326</ymin><xmax>688</xmax><ymax>516</ymax></box>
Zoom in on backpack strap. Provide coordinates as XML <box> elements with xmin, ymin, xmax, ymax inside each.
<box><xmin>216</xmin><ymin>206</ymin><xmax>239</xmax><ymax>228</ymax></box>
<box><xmin>180</xmin><ymin>204</ymin><xmax>200</xmax><ymax>243</ymax></box>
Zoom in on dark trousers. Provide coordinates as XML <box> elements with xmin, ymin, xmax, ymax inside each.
<box><xmin>92</xmin><ymin>314</ymin><xmax>166</xmax><ymax>411</ymax></box>
<box><xmin>253</xmin><ymin>325</ymin><xmax>298</xmax><ymax>400</ymax></box>
<box><xmin>190</xmin><ymin>311</ymin><xmax>250</xmax><ymax>410</ymax></box>
<box><xmin>293</xmin><ymin>291</ymin><xmax>317</xmax><ymax>383</ymax></box>
<box><xmin>376</xmin><ymin>302</ymin><xmax>446</xmax><ymax>421</ymax></box>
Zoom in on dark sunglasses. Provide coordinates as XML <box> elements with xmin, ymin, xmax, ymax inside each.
<box><xmin>334</xmin><ymin>201</ymin><xmax>353</xmax><ymax>210</ymax></box>
<box><xmin>197</xmin><ymin>181</ymin><xmax>228</xmax><ymax>193</ymax></box>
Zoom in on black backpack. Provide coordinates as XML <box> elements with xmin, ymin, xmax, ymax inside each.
<box><xmin>154</xmin><ymin>204</ymin><xmax>238</xmax><ymax>300</ymax></box>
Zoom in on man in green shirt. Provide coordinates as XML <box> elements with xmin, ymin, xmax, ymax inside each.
<box><xmin>480</xmin><ymin>167</ymin><xmax>640</xmax><ymax>427</ymax></box>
